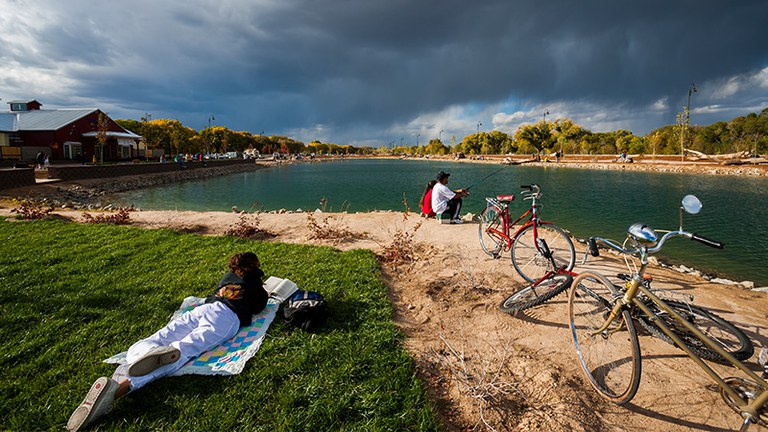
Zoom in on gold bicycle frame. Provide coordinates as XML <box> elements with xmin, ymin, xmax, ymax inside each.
<box><xmin>594</xmin><ymin>274</ymin><xmax>768</xmax><ymax>422</ymax></box>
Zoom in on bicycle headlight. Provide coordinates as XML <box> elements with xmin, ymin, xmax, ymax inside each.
<box><xmin>628</xmin><ymin>223</ymin><xmax>658</xmax><ymax>245</ymax></box>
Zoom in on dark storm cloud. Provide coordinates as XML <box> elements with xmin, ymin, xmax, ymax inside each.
<box><xmin>2</xmin><ymin>0</ymin><xmax>767</xmax><ymax>141</ymax></box>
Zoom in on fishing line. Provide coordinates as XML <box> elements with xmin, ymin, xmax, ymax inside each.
<box><xmin>464</xmin><ymin>163</ymin><xmax>513</xmax><ymax>190</ymax></box>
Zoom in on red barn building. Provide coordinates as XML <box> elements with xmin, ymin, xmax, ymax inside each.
<box><xmin>0</xmin><ymin>99</ymin><xmax>141</xmax><ymax>163</ymax></box>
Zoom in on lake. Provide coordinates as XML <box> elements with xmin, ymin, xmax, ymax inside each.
<box><xmin>118</xmin><ymin>159</ymin><xmax>768</xmax><ymax>286</ymax></box>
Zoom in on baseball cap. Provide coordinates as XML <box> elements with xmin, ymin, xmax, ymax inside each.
<box><xmin>437</xmin><ymin>171</ymin><xmax>450</xmax><ymax>181</ymax></box>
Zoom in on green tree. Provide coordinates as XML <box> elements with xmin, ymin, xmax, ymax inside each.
<box><xmin>553</xmin><ymin>119</ymin><xmax>588</xmax><ymax>154</ymax></box>
<box><xmin>424</xmin><ymin>139</ymin><xmax>449</xmax><ymax>155</ymax></box>
<box><xmin>514</xmin><ymin>121</ymin><xmax>553</xmax><ymax>154</ymax></box>
<box><xmin>115</xmin><ymin>119</ymin><xmax>142</xmax><ymax>135</ymax></box>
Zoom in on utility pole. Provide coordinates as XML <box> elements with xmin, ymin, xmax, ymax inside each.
<box><xmin>682</xmin><ymin>84</ymin><xmax>696</xmax><ymax>161</ymax></box>
<box><xmin>207</xmin><ymin>114</ymin><xmax>215</xmax><ymax>155</ymax></box>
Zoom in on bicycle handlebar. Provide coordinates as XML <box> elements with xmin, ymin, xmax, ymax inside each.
<box><xmin>582</xmin><ymin>229</ymin><xmax>725</xmax><ymax>264</ymax></box>
<box><xmin>520</xmin><ymin>184</ymin><xmax>541</xmax><ymax>199</ymax></box>
<box><xmin>691</xmin><ymin>233</ymin><xmax>725</xmax><ymax>249</ymax></box>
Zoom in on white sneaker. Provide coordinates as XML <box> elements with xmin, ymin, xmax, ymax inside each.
<box><xmin>127</xmin><ymin>346</ymin><xmax>181</xmax><ymax>377</ymax></box>
<box><xmin>450</xmin><ymin>219</ymin><xmax>464</xmax><ymax>224</ymax></box>
<box><xmin>66</xmin><ymin>377</ymin><xmax>118</xmax><ymax>432</ymax></box>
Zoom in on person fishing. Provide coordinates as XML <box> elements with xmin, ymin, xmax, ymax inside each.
<box><xmin>419</xmin><ymin>180</ymin><xmax>437</xmax><ymax>217</ymax></box>
<box><xmin>431</xmin><ymin>171</ymin><xmax>469</xmax><ymax>224</ymax></box>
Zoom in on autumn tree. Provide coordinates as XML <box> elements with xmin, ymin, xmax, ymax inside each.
<box><xmin>514</xmin><ymin>121</ymin><xmax>554</xmax><ymax>154</ymax></box>
<box><xmin>425</xmin><ymin>138</ymin><xmax>449</xmax><ymax>155</ymax></box>
<box><xmin>552</xmin><ymin>119</ymin><xmax>588</xmax><ymax>154</ymax></box>
<box><xmin>95</xmin><ymin>112</ymin><xmax>110</xmax><ymax>163</ymax></box>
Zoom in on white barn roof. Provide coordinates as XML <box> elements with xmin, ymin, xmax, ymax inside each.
<box><xmin>14</xmin><ymin>108</ymin><xmax>97</xmax><ymax>131</ymax></box>
<box><xmin>0</xmin><ymin>113</ymin><xmax>17</xmax><ymax>131</ymax></box>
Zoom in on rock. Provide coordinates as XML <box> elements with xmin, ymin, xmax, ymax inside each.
<box><xmin>711</xmin><ymin>277</ymin><xmax>738</xmax><ymax>285</ymax></box>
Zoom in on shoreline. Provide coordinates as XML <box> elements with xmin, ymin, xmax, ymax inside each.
<box><xmin>2</xmin><ymin>156</ymin><xmax>766</xmax><ymax>288</ymax></box>
<box><xmin>2</xmin><ymin>155</ymin><xmax>766</xmax><ymax>207</ymax></box>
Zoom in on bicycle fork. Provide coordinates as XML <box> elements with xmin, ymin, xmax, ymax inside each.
<box><xmin>590</xmin><ymin>275</ymin><xmax>643</xmax><ymax>337</ymax></box>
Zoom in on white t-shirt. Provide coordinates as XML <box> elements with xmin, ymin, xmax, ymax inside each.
<box><xmin>431</xmin><ymin>182</ymin><xmax>456</xmax><ymax>214</ymax></box>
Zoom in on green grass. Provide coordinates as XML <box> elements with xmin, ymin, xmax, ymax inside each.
<box><xmin>0</xmin><ymin>219</ymin><xmax>441</xmax><ymax>431</ymax></box>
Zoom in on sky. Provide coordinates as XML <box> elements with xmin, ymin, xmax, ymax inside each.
<box><xmin>1</xmin><ymin>0</ymin><xmax>767</xmax><ymax>147</ymax></box>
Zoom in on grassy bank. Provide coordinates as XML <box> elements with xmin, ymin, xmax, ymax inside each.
<box><xmin>0</xmin><ymin>219</ymin><xmax>440</xmax><ymax>431</ymax></box>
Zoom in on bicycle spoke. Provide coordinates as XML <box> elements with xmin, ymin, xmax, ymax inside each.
<box><xmin>499</xmin><ymin>274</ymin><xmax>573</xmax><ymax>313</ymax></box>
<box><xmin>479</xmin><ymin>207</ymin><xmax>505</xmax><ymax>257</ymax></box>
<box><xmin>569</xmin><ymin>272</ymin><xmax>641</xmax><ymax>405</ymax></box>
<box><xmin>635</xmin><ymin>300</ymin><xmax>754</xmax><ymax>363</ymax></box>
<box><xmin>511</xmin><ymin>224</ymin><xmax>575</xmax><ymax>283</ymax></box>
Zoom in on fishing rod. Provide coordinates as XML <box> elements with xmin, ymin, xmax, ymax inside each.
<box><xmin>463</xmin><ymin>163</ymin><xmax>513</xmax><ymax>191</ymax></box>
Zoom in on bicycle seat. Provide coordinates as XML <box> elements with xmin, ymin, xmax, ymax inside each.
<box><xmin>496</xmin><ymin>194</ymin><xmax>515</xmax><ymax>202</ymax></box>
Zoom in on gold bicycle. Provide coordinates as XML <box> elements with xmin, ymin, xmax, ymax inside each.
<box><xmin>568</xmin><ymin>195</ymin><xmax>767</xmax><ymax>430</ymax></box>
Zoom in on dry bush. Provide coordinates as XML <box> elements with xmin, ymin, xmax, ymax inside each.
<box><xmin>377</xmin><ymin>210</ymin><xmax>424</xmax><ymax>268</ymax></box>
<box><xmin>225</xmin><ymin>213</ymin><xmax>274</xmax><ymax>240</ymax></box>
<box><xmin>81</xmin><ymin>207</ymin><xmax>134</xmax><ymax>225</ymax></box>
<box><xmin>306</xmin><ymin>212</ymin><xmax>365</xmax><ymax>244</ymax></box>
<box><xmin>442</xmin><ymin>247</ymin><xmax>506</xmax><ymax>297</ymax></box>
<box><xmin>11</xmin><ymin>199</ymin><xmax>53</xmax><ymax>220</ymax></box>
<box><xmin>431</xmin><ymin>327</ymin><xmax>525</xmax><ymax>431</ymax></box>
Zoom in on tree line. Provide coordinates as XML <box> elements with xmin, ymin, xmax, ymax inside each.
<box><xmin>117</xmin><ymin>107</ymin><xmax>767</xmax><ymax>157</ymax></box>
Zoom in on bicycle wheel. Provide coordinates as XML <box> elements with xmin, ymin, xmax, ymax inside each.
<box><xmin>500</xmin><ymin>274</ymin><xmax>573</xmax><ymax>313</ymax></box>
<box><xmin>478</xmin><ymin>206</ymin><xmax>505</xmax><ymax>258</ymax></box>
<box><xmin>511</xmin><ymin>223</ymin><xmax>576</xmax><ymax>283</ymax></box>
<box><xmin>569</xmin><ymin>271</ymin><xmax>641</xmax><ymax>405</ymax></box>
<box><xmin>635</xmin><ymin>299</ymin><xmax>754</xmax><ymax>363</ymax></box>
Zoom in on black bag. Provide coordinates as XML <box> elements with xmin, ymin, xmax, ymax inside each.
<box><xmin>283</xmin><ymin>290</ymin><xmax>328</xmax><ymax>332</ymax></box>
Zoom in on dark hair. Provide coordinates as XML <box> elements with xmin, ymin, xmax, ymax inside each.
<box><xmin>228</xmin><ymin>252</ymin><xmax>261</xmax><ymax>277</ymax></box>
<box><xmin>437</xmin><ymin>171</ymin><xmax>450</xmax><ymax>181</ymax></box>
<box><xmin>419</xmin><ymin>180</ymin><xmax>438</xmax><ymax>207</ymax></box>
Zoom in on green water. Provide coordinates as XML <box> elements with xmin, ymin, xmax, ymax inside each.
<box><xmin>118</xmin><ymin>159</ymin><xmax>768</xmax><ymax>286</ymax></box>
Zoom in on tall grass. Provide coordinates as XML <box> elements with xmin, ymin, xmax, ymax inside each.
<box><xmin>0</xmin><ymin>219</ymin><xmax>440</xmax><ymax>431</ymax></box>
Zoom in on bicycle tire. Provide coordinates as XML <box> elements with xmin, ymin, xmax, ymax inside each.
<box><xmin>635</xmin><ymin>299</ymin><xmax>754</xmax><ymax>363</ymax></box>
<box><xmin>569</xmin><ymin>271</ymin><xmax>641</xmax><ymax>405</ymax></box>
<box><xmin>511</xmin><ymin>223</ymin><xmax>576</xmax><ymax>283</ymax></box>
<box><xmin>499</xmin><ymin>273</ymin><xmax>573</xmax><ymax>313</ymax></box>
<box><xmin>478</xmin><ymin>206</ymin><xmax>505</xmax><ymax>258</ymax></box>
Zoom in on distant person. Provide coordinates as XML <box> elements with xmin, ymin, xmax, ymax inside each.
<box><xmin>66</xmin><ymin>252</ymin><xmax>269</xmax><ymax>432</ymax></box>
<box><xmin>431</xmin><ymin>171</ymin><xmax>469</xmax><ymax>224</ymax></box>
<box><xmin>35</xmin><ymin>151</ymin><xmax>45</xmax><ymax>169</ymax></box>
<box><xmin>419</xmin><ymin>180</ymin><xmax>437</xmax><ymax>218</ymax></box>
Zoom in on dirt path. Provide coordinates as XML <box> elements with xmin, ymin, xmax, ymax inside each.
<box><xmin>4</xmin><ymin>206</ymin><xmax>766</xmax><ymax>431</ymax></box>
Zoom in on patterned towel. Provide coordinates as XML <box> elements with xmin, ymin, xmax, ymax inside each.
<box><xmin>104</xmin><ymin>296</ymin><xmax>279</xmax><ymax>376</ymax></box>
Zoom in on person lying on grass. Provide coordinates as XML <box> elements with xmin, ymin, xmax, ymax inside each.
<box><xmin>66</xmin><ymin>252</ymin><xmax>269</xmax><ymax>432</ymax></box>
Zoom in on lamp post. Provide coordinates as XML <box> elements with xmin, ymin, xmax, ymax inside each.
<box><xmin>416</xmin><ymin>133</ymin><xmax>420</xmax><ymax>147</ymax></box>
<box><xmin>683</xmin><ymin>84</ymin><xmax>697</xmax><ymax>161</ymax></box>
<box><xmin>439</xmin><ymin>129</ymin><xmax>443</xmax><ymax>142</ymax></box>
<box><xmin>543</xmin><ymin>110</ymin><xmax>550</xmax><ymax>123</ymax></box>
<box><xmin>476</xmin><ymin>122</ymin><xmax>483</xmax><ymax>152</ymax></box>
<box><xmin>207</xmin><ymin>114</ymin><xmax>215</xmax><ymax>155</ymax></box>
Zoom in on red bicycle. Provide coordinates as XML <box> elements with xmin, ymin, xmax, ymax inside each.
<box><xmin>478</xmin><ymin>184</ymin><xmax>575</xmax><ymax>282</ymax></box>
